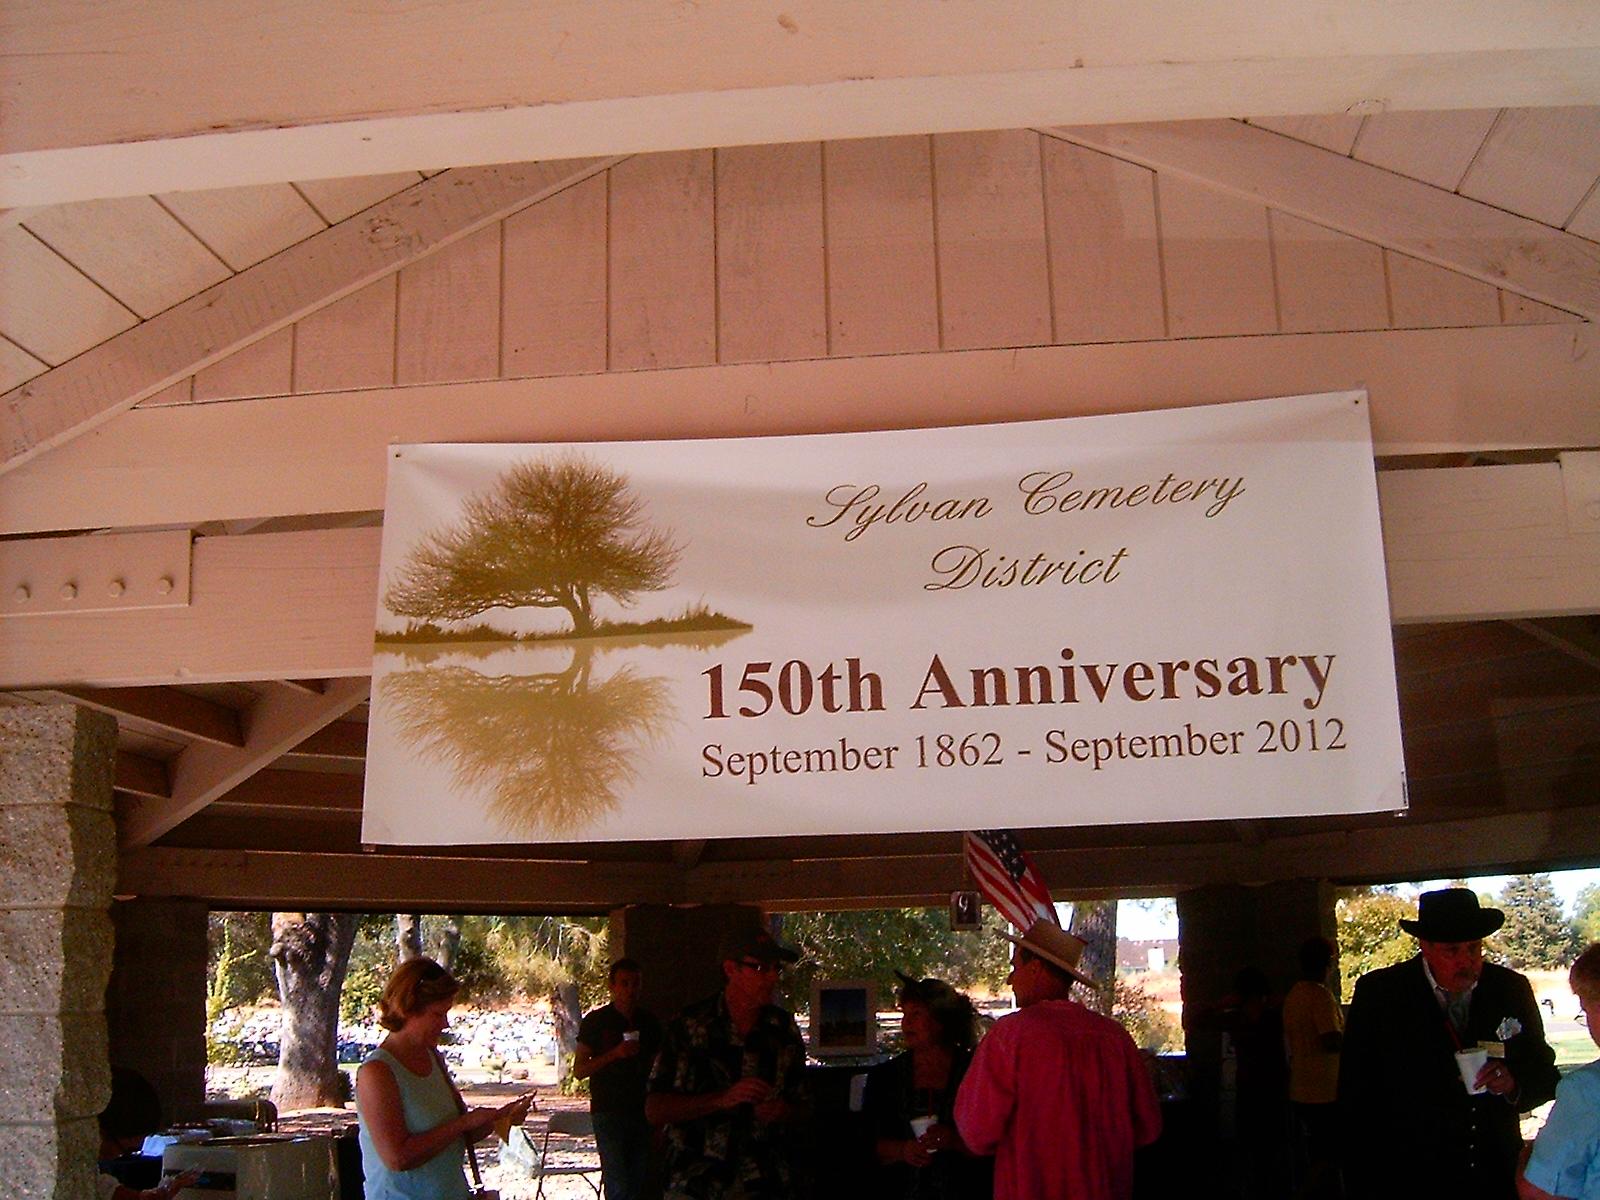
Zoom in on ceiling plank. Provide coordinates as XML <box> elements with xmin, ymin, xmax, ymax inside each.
<box><xmin>0</xmin><ymin>157</ymin><xmax>621</xmax><ymax>475</ymax></box>
<box><xmin>115</xmin><ymin>751</ymin><xmax>169</xmax><ymax>801</ymax></box>
<box><xmin>1509</xmin><ymin>616</ymin><xmax>1600</xmax><ymax>672</ymax></box>
<box><xmin>5</xmin><ymin>3</ymin><xmax>1600</xmax><ymax>205</ymax></box>
<box><xmin>288</xmin><ymin>721</ymin><xmax>367</xmax><ymax>761</ymax></box>
<box><xmin>1</xmin><ymin>463</ymin><xmax>1596</xmax><ymax>689</ymax></box>
<box><xmin>208</xmin><ymin>768</ymin><xmax>364</xmax><ymax>813</ymax></box>
<box><xmin>118</xmin><ymin>676</ymin><xmax>369</xmax><ymax>849</ymax></box>
<box><xmin>1045</xmin><ymin>120</ymin><xmax>1600</xmax><ymax>320</ymax></box>
<box><xmin>36</xmin><ymin>685</ymin><xmax>243</xmax><ymax>747</ymax></box>
<box><xmin>5</xmin><ymin>323</ymin><xmax>1597</xmax><ymax>537</ymax></box>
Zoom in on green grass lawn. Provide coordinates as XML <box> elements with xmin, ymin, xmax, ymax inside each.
<box><xmin>1551</xmin><ymin>1028</ymin><xmax>1595</xmax><ymax>1069</ymax></box>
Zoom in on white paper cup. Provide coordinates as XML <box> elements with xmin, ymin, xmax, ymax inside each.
<box><xmin>1455</xmin><ymin>1048</ymin><xmax>1489</xmax><ymax>1094</ymax></box>
<box><xmin>909</xmin><ymin>1116</ymin><xmax>937</xmax><ymax>1140</ymax></box>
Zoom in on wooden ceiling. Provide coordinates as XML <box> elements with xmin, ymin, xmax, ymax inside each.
<box><xmin>2</xmin><ymin>3</ymin><xmax>1598</xmax><ymax>912</ymax></box>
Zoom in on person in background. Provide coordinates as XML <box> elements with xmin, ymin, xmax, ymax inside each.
<box><xmin>1339</xmin><ymin>888</ymin><xmax>1559</xmax><ymax>1200</ymax></box>
<box><xmin>646</xmin><ymin>927</ymin><xmax>808</xmax><ymax>1200</ymax></box>
<box><xmin>954</xmin><ymin>921</ymin><xmax>1161</xmax><ymax>1200</ymax></box>
<box><xmin>574</xmin><ymin>957</ymin><xmax>663</xmax><ymax>1200</ymax></box>
<box><xmin>1518</xmin><ymin>942</ymin><xmax>1600</xmax><ymax>1199</ymax></box>
<box><xmin>356</xmin><ymin>957</ymin><xmax>533</xmax><ymax>1200</ymax></box>
<box><xmin>1222</xmin><ymin>965</ymin><xmax>1291</xmax><ymax>1199</ymax></box>
<box><xmin>97</xmin><ymin>1067</ymin><xmax>200</xmax><ymax>1200</ymax></box>
<box><xmin>1282</xmin><ymin>937</ymin><xmax>1343</xmax><ymax>1198</ymax></box>
<box><xmin>867</xmin><ymin>972</ymin><xmax>992</xmax><ymax>1199</ymax></box>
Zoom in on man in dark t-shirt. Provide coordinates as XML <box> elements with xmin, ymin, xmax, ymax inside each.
<box><xmin>575</xmin><ymin>958</ymin><xmax>663</xmax><ymax>1200</ymax></box>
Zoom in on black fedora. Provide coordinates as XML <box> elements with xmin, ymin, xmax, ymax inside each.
<box><xmin>1399</xmin><ymin>888</ymin><xmax>1504</xmax><ymax>941</ymax></box>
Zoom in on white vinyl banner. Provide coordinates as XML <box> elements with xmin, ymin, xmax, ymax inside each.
<box><xmin>363</xmin><ymin>392</ymin><xmax>1405</xmax><ymax>845</ymax></box>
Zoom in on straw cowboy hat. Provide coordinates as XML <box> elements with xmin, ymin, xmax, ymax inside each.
<box><xmin>1002</xmin><ymin>921</ymin><xmax>1096</xmax><ymax>986</ymax></box>
<box><xmin>1399</xmin><ymin>887</ymin><xmax>1505</xmax><ymax>942</ymax></box>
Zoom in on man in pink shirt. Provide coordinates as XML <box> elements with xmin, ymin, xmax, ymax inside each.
<box><xmin>954</xmin><ymin>921</ymin><xmax>1162</xmax><ymax>1200</ymax></box>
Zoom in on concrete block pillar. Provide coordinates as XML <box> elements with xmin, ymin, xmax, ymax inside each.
<box><xmin>0</xmin><ymin>706</ymin><xmax>119</xmax><ymax>1200</ymax></box>
<box><xmin>609</xmin><ymin>904</ymin><xmax>768</xmax><ymax>1021</ymax></box>
<box><xmin>106</xmin><ymin>899</ymin><xmax>209</xmax><ymax>1122</ymax></box>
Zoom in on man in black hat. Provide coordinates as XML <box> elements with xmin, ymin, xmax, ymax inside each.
<box><xmin>1339</xmin><ymin>887</ymin><xmax>1559</xmax><ymax>1198</ymax></box>
<box><xmin>645</xmin><ymin>926</ymin><xmax>808</xmax><ymax>1199</ymax></box>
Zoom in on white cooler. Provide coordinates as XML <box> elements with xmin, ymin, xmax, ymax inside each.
<box><xmin>162</xmin><ymin>1135</ymin><xmax>334</xmax><ymax>1200</ymax></box>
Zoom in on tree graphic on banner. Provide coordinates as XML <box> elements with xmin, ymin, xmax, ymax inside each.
<box><xmin>382</xmin><ymin>644</ymin><xmax>671</xmax><ymax>835</ymax></box>
<box><xmin>386</xmin><ymin>457</ymin><xmax>681</xmax><ymax>636</ymax></box>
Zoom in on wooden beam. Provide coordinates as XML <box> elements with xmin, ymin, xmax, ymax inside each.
<box><xmin>672</xmin><ymin>840</ymin><xmax>709</xmax><ymax>869</ymax></box>
<box><xmin>115</xmin><ymin>801</ymin><xmax>1600</xmax><ymax>909</ymax></box>
<box><xmin>1046</xmin><ymin>120</ymin><xmax>1600</xmax><ymax>319</ymax></box>
<box><xmin>4</xmin><ymin>324</ymin><xmax>1597</xmax><ymax>536</ymax></box>
<box><xmin>118</xmin><ymin>676</ymin><xmax>368</xmax><ymax>849</ymax></box>
<box><xmin>37</xmin><ymin>685</ymin><xmax>243</xmax><ymax>747</ymax></box>
<box><xmin>1</xmin><ymin>463</ymin><xmax>1597</xmax><ymax>690</ymax></box>
<box><xmin>0</xmin><ymin>158</ymin><xmax>620</xmax><ymax>474</ymax></box>
<box><xmin>0</xmin><ymin>529</ymin><xmax>379</xmax><ymax>688</ymax></box>
<box><xmin>5</xmin><ymin>3</ymin><xmax>1600</xmax><ymax>205</ymax></box>
<box><xmin>116</xmin><ymin>847</ymin><xmax>683</xmax><ymax>910</ymax></box>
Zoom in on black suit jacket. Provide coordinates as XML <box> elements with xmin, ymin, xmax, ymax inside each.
<box><xmin>1338</xmin><ymin>955</ymin><xmax>1559</xmax><ymax>1198</ymax></box>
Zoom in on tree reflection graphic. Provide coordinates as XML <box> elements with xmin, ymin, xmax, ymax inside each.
<box><xmin>380</xmin><ymin>643</ymin><xmax>671</xmax><ymax>836</ymax></box>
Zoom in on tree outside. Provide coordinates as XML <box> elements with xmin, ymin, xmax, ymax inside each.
<box><xmin>1496</xmin><ymin>873</ymin><xmax>1574</xmax><ymax>970</ymax></box>
<box><xmin>1334</xmin><ymin>887</ymin><xmax>1416</xmax><ymax>1002</ymax></box>
<box><xmin>777</xmin><ymin>905</ymin><xmax>1004</xmax><ymax>1013</ymax></box>
<box><xmin>1572</xmin><ymin>883</ymin><xmax>1600</xmax><ymax>949</ymax></box>
<box><xmin>269</xmin><ymin>912</ymin><xmax>358</xmax><ymax>1111</ymax></box>
<box><xmin>207</xmin><ymin>912</ymin><xmax>275</xmax><ymax>1012</ymax></box>
<box><xmin>384</xmin><ymin>457</ymin><xmax>681</xmax><ymax>637</ymax></box>
<box><xmin>1069</xmin><ymin>899</ymin><xmax>1117</xmax><ymax>1015</ymax></box>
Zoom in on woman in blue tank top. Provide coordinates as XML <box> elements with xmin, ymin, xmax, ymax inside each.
<box><xmin>356</xmin><ymin>958</ymin><xmax>533</xmax><ymax>1199</ymax></box>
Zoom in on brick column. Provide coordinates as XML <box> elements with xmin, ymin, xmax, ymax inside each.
<box><xmin>0</xmin><ymin>706</ymin><xmax>119</xmax><ymax>1200</ymax></box>
<box><xmin>106</xmin><ymin>899</ymin><xmax>209</xmax><ymax>1123</ymax></box>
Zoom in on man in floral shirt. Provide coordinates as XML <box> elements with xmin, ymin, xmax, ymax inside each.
<box><xmin>646</xmin><ymin>928</ymin><xmax>808</xmax><ymax>1199</ymax></box>
<box><xmin>1340</xmin><ymin>888</ymin><xmax>1559</xmax><ymax>1199</ymax></box>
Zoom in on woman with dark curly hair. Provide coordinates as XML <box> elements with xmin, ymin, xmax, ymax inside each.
<box><xmin>356</xmin><ymin>957</ymin><xmax>533</xmax><ymax>1199</ymax></box>
<box><xmin>867</xmin><ymin>973</ymin><xmax>993</xmax><ymax>1200</ymax></box>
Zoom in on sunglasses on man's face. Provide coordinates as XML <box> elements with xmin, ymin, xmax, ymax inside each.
<box><xmin>739</xmin><ymin>959</ymin><xmax>781</xmax><ymax>975</ymax></box>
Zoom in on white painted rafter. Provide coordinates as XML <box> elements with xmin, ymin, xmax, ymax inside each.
<box><xmin>2</xmin><ymin>324</ymin><xmax>1596</xmax><ymax>537</ymax></box>
<box><xmin>0</xmin><ymin>157</ymin><xmax>622</xmax><ymax>474</ymax></box>
<box><xmin>1046</xmin><ymin>120</ymin><xmax>1600</xmax><ymax>319</ymax></box>
<box><xmin>4</xmin><ymin>3</ymin><xmax>1600</xmax><ymax>206</ymax></box>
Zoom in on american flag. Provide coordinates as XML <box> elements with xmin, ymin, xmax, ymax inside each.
<box><xmin>963</xmin><ymin>829</ymin><xmax>1059</xmax><ymax>931</ymax></box>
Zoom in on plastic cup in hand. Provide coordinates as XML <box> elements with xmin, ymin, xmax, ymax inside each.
<box><xmin>1456</xmin><ymin>1048</ymin><xmax>1489</xmax><ymax>1094</ymax></box>
<box><xmin>908</xmin><ymin>1116</ymin><xmax>937</xmax><ymax>1140</ymax></box>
